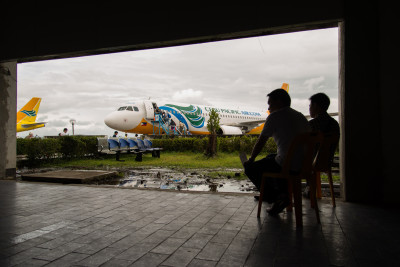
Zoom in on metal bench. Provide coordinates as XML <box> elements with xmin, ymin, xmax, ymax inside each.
<box><xmin>97</xmin><ymin>137</ymin><xmax>144</xmax><ymax>161</ymax></box>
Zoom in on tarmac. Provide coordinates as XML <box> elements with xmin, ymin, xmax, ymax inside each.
<box><xmin>1</xmin><ymin>179</ymin><xmax>400</xmax><ymax>266</ymax></box>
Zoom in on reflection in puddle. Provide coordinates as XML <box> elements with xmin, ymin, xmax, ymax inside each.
<box><xmin>118</xmin><ymin>168</ymin><xmax>257</xmax><ymax>193</ymax></box>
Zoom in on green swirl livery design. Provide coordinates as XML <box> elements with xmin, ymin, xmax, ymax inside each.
<box><xmin>21</xmin><ymin>110</ymin><xmax>36</xmax><ymax>117</ymax></box>
<box><xmin>161</xmin><ymin>104</ymin><xmax>205</xmax><ymax>129</ymax></box>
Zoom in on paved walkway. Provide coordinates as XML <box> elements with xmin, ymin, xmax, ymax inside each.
<box><xmin>1</xmin><ymin>180</ymin><xmax>399</xmax><ymax>266</ymax></box>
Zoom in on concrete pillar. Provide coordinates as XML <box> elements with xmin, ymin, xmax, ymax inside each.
<box><xmin>338</xmin><ymin>21</ymin><xmax>346</xmax><ymax>201</ymax></box>
<box><xmin>0</xmin><ymin>61</ymin><xmax>17</xmax><ymax>180</ymax></box>
<box><xmin>342</xmin><ymin>3</ymin><xmax>382</xmax><ymax>203</ymax></box>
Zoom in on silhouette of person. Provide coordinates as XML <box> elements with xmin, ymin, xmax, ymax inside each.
<box><xmin>244</xmin><ymin>88</ymin><xmax>311</xmax><ymax>215</ymax></box>
<box><xmin>25</xmin><ymin>132</ymin><xmax>34</xmax><ymax>139</ymax></box>
<box><xmin>309</xmin><ymin>92</ymin><xmax>340</xmax><ymax>134</ymax></box>
<box><xmin>60</xmin><ymin>128</ymin><xmax>68</xmax><ymax>136</ymax></box>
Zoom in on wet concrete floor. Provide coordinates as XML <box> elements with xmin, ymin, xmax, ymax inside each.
<box><xmin>1</xmin><ymin>180</ymin><xmax>399</xmax><ymax>266</ymax></box>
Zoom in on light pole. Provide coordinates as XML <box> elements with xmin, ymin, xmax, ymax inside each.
<box><xmin>70</xmin><ymin>119</ymin><xmax>76</xmax><ymax>136</ymax></box>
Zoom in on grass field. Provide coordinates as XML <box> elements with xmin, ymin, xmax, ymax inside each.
<box><xmin>35</xmin><ymin>151</ymin><xmax>340</xmax><ymax>183</ymax></box>
<box><xmin>40</xmin><ymin>151</ymin><xmax>245</xmax><ymax>169</ymax></box>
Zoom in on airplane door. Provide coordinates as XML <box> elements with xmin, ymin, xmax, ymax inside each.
<box><xmin>143</xmin><ymin>101</ymin><xmax>155</xmax><ymax>120</ymax></box>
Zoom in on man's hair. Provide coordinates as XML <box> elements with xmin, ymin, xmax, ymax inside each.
<box><xmin>267</xmin><ymin>89</ymin><xmax>291</xmax><ymax>107</ymax></box>
<box><xmin>63</xmin><ymin>128</ymin><xmax>67</xmax><ymax>131</ymax></box>
<box><xmin>309</xmin><ymin>93</ymin><xmax>330</xmax><ymax>111</ymax></box>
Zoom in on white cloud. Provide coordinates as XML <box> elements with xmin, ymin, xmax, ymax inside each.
<box><xmin>171</xmin><ymin>88</ymin><xmax>210</xmax><ymax>105</ymax></box>
<box><xmin>303</xmin><ymin>76</ymin><xmax>326</xmax><ymax>92</ymax></box>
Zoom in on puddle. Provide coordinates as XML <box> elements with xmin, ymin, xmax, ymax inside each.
<box><xmin>16</xmin><ymin>167</ymin><xmax>258</xmax><ymax>194</ymax></box>
<box><xmin>117</xmin><ymin>168</ymin><xmax>257</xmax><ymax>193</ymax></box>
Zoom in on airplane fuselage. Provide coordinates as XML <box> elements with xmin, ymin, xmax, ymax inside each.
<box><xmin>104</xmin><ymin>100</ymin><xmax>268</xmax><ymax>135</ymax></box>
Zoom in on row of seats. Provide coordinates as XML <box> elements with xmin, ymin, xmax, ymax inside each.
<box><xmin>97</xmin><ymin>138</ymin><xmax>162</xmax><ymax>161</ymax></box>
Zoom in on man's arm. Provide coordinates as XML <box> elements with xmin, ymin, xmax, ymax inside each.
<box><xmin>245</xmin><ymin>135</ymin><xmax>269</xmax><ymax>165</ymax></box>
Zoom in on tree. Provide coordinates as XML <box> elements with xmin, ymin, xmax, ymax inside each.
<box><xmin>205</xmin><ymin>108</ymin><xmax>220</xmax><ymax>157</ymax></box>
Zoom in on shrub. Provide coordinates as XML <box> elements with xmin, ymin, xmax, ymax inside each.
<box><xmin>59</xmin><ymin>136</ymin><xmax>87</xmax><ymax>158</ymax></box>
<box><xmin>149</xmin><ymin>135</ymin><xmax>276</xmax><ymax>154</ymax></box>
<box><xmin>22</xmin><ymin>138</ymin><xmax>60</xmax><ymax>162</ymax></box>
<box><xmin>16</xmin><ymin>138</ymin><xmax>29</xmax><ymax>155</ymax></box>
<box><xmin>17</xmin><ymin>136</ymin><xmax>98</xmax><ymax>161</ymax></box>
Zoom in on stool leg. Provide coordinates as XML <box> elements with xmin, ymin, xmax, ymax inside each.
<box><xmin>287</xmin><ymin>180</ymin><xmax>293</xmax><ymax>212</ymax></box>
<box><xmin>310</xmin><ymin>173</ymin><xmax>316</xmax><ymax>209</ymax></box>
<box><xmin>257</xmin><ymin>178</ymin><xmax>266</xmax><ymax>218</ymax></box>
<box><xmin>309</xmin><ymin>173</ymin><xmax>321</xmax><ymax>223</ymax></box>
<box><xmin>316</xmin><ymin>171</ymin><xmax>322</xmax><ymax>199</ymax></box>
<box><xmin>293</xmin><ymin>178</ymin><xmax>303</xmax><ymax>227</ymax></box>
<box><xmin>327</xmin><ymin>170</ymin><xmax>336</xmax><ymax>207</ymax></box>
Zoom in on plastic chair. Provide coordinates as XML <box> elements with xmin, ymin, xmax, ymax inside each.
<box><xmin>312</xmin><ymin>132</ymin><xmax>340</xmax><ymax>207</ymax></box>
<box><xmin>127</xmin><ymin>138</ymin><xmax>139</xmax><ymax>150</ymax></box>
<box><xmin>257</xmin><ymin>132</ymin><xmax>323</xmax><ymax>227</ymax></box>
<box><xmin>136</xmin><ymin>139</ymin><xmax>153</xmax><ymax>152</ymax></box>
<box><xmin>119</xmin><ymin>138</ymin><xmax>130</xmax><ymax>151</ymax></box>
<box><xmin>107</xmin><ymin>138</ymin><xmax>120</xmax><ymax>150</ymax></box>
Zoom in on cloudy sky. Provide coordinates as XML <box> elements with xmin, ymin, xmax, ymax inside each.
<box><xmin>17</xmin><ymin>27</ymin><xmax>338</xmax><ymax>137</ymax></box>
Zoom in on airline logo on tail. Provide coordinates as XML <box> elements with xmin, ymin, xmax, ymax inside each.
<box><xmin>17</xmin><ymin>97</ymin><xmax>46</xmax><ymax>133</ymax></box>
<box><xmin>21</xmin><ymin>110</ymin><xmax>37</xmax><ymax>117</ymax></box>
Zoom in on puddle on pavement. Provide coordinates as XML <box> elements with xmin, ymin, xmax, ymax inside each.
<box><xmin>117</xmin><ymin>168</ymin><xmax>257</xmax><ymax>193</ymax></box>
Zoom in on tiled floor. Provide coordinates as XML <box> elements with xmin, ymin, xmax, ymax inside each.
<box><xmin>0</xmin><ymin>180</ymin><xmax>399</xmax><ymax>266</ymax></box>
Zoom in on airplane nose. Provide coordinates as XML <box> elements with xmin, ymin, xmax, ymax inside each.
<box><xmin>104</xmin><ymin>111</ymin><xmax>138</xmax><ymax>131</ymax></box>
<box><xmin>104</xmin><ymin>112</ymin><xmax>120</xmax><ymax>130</ymax></box>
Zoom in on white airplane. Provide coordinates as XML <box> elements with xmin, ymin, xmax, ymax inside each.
<box><xmin>104</xmin><ymin>84</ymin><xmax>290</xmax><ymax>135</ymax></box>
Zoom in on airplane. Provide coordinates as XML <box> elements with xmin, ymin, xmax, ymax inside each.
<box><xmin>104</xmin><ymin>84</ymin><xmax>291</xmax><ymax>135</ymax></box>
<box><xmin>17</xmin><ymin>97</ymin><xmax>46</xmax><ymax>133</ymax></box>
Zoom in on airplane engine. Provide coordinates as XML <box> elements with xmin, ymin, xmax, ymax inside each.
<box><xmin>217</xmin><ymin>125</ymin><xmax>243</xmax><ymax>135</ymax></box>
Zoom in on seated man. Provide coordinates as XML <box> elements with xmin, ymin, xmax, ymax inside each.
<box><xmin>244</xmin><ymin>88</ymin><xmax>311</xmax><ymax>215</ymax></box>
<box><xmin>303</xmin><ymin>92</ymin><xmax>340</xmax><ymax>198</ymax></box>
<box><xmin>308</xmin><ymin>92</ymin><xmax>340</xmax><ymax>134</ymax></box>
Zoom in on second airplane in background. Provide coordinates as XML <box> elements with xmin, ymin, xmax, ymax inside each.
<box><xmin>17</xmin><ymin>97</ymin><xmax>46</xmax><ymax>133</ymax></box>
<box><xmin>104</xmin><ymin>84</ymin><xmax>289</xmax><ymax>135</ymax></box>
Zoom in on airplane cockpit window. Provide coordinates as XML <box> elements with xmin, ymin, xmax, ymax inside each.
<box><xmin>126</xmin><ymin>106</ymin><xmax>133</xmax><ymax>111</ymax></box>
<box><xmin>133</xmin><ymin>106</ymin><xmax>139</xmax><ymax>111</ymax></box>
<box><xmin>118</xmin><ymin>106</ymin><xmax>127</xmax><ymax>111</ymax></box>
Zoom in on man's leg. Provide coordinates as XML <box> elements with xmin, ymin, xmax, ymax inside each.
<box><xmin>244</xmin><ymin>154</ymin><xmax>282</xmax><ymax>203</ymax></box>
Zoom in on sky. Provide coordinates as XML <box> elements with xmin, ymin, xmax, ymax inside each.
<box><xmin>17</xmin><ymin>27</ymin><xmax>339</xmax><ymax>137</ymax></box>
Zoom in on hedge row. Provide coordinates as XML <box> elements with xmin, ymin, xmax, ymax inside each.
<box><xmin>17</xmin><ymin>135</ymin><xmax>277</xmax><ymax>162</ymax></box>
<box><xmin>17</xmin><ymin>136</ymin><xmax>98</xmax><ymax>161</ymax></box>
<box><xmin>151</xmin><ymin>136</ymin><xmax>277</xmax><ymax>154</ymax></box>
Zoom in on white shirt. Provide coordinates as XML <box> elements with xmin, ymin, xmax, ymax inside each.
<box><xmin>261</xmin><ymin>107</ymin><xmax>311</xmax><ymax>170</ymax></box>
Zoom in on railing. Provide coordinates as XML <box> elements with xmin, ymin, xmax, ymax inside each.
<box><xmin>151</xmin><ymin>113</ymin><xmax>188</xmax><ymax>136</ymax></box>
<box><xmin>152</xmin><ymin>114</ymin><xmax>170</xmax><ymax>135</ymax></box>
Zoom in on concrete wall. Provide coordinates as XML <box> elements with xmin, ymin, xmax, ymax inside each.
<box><xmin>379</xmin><ymin>4</ymin><xmax>400</xmax><ymax>203</ymax></box>
<box><xmin>341</xmin><ymin>3</ymin><xmax>382</xmax><ymax>202</ymax></box>
<box><xmin>0</xmin><ymin>62</ymin><xmax>17</xmax><ymax>179</ymax></box>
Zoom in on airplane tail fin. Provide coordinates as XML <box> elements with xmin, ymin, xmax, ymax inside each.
<box><xmin>17</xmin><ymin>97</ymin><xmax>42</xmax><ymax>123</ymax></box>
<box><xmin>281</xmin><ymin>83</ymin><xmax>289</xmax><ymax>92</ymax></box>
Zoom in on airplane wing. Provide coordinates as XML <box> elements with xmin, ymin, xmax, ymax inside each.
<box><xmin>217</xmin><ymin>120</ymin><xmax>265</xmax><ymax>135</ymax></box>
<box><xmin>20</xmin><ymin>122</ymin><xmax>46</xmax><ymax>128</ymax></box>
<box><xmin>222</xmin><ymin>119</ymin><xmax>265</xmax><ymax>129</ymax></box>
